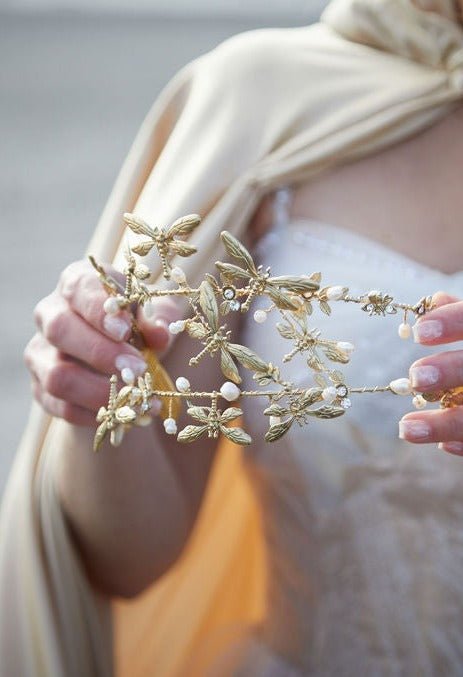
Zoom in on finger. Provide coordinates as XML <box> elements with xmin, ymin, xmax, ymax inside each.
<box><xmin>34</xmin><ymin>296</ymin><xmax>146</xmax><ymax>376</ymax></box>
<box><xmin>409</xmin><ymin>349</ymin><xmax>463</xmax><ymax>392</ymax></box>
<box><xmin>438</xmin><ymin>441</ymin><xmax>463</xmax><ymax>456</ymax></box>
<box><xmin>27</xmin><ymin>336</ymin><xmax>113</xmax><ymax>411</ymax></box>
<box><xmin>137</xmin><ymin>297</ymin><xmax>183</xmax><ymax>354</ymax></box>
<box><xmin>412</xmin><ymin>300</ymin><xmax>463</xmax><ymax>345</ymax></box>
<box><xmin>57</xmin><ymin>260</ymin><xmax>132</xmax><ymax>342</ymax></box>
<box><xmin>399</xmin><ymin>407</ymin><xmax>463</xmax><ymax>444</ymax></box>
<box><xmin>31</xmin><ymin>375</ymin><xmax>96</xmax><ymax>426</ymax></box>
<box><xmin>431</xmin><ymin>291</ymin><xmax>461</xmax><ymax>308</ymax></box>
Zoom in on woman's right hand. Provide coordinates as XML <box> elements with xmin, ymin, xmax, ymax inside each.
<box><xmin>25</xmin><ymin>259</ymin><xmax>179</xmax><ymax>427</ymax></box>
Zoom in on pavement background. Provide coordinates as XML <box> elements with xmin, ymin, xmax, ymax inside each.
<box><xmin>0</xmin><ymin>9</ymin><xmax>323</xmax><ymax>495</ymax></box>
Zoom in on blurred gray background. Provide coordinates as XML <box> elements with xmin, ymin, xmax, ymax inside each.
<box><xmin>0</xmin><ymin>0</ymin><xmax>326</xmax><ymax>495</ymax></box>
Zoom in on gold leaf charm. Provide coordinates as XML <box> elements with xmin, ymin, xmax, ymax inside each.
<box><xmin>439</xmin><ymin>386</ymin><xmax>463</xmax><ymax>408</ymax></box>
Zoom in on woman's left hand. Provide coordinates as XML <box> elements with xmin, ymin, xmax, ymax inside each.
<box><xmin>399</xmin><ymin>291</ymin><xmax>463</xmax><ymax>455</ymax></box>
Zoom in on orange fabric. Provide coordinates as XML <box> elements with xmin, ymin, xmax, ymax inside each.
<box><xmin>113</xmin><ymin>438</ymin><xmax>266</xmax><ymax>677</ymax></box>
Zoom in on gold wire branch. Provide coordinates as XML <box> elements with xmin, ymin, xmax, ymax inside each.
<box><xmin>89</xmin><ymin>212</ymin><xmax>456</xmax><ymax>452</ymax></box>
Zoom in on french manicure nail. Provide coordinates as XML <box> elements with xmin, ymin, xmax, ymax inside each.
<box><xmin>412</xmin><ymin>320</ymin><xmax>443</xmax><ymax>343</ymax></box>
<box><xmin>152</xmin><ymin>318</ymin><xmax>169</xmax><ymax>332</ymax></box>
<box><xmin>439</xmin><ymin>441</ymin><xmax>463</xmax><ymax>454</ymax></box>
<box><xmin>103</xmin><ymin>315</ymin><xmax>130</xmax><ymax>341</ymax></box>
<box><xmin>409</xmin><ymin>365</ymin><xmax>440</xmax><ymax>389</ymax></box>
<box><xmin>398</xmin><ymin>419</ymin><xmax>431</xmax><ymax>441</ymax></box>
<box><xmin>115</xmin><ymin>354</ymin><xmax>147</xmax><ymax>376</ymax></box>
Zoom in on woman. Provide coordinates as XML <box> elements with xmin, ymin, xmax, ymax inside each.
<box><xmin>2</xmin><ymin>0</ymin><xmax>463</xmax><ymax>674</ymax></box>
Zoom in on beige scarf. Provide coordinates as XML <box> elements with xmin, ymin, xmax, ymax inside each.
<box><xmin>1</xmin><ymin>2</ymin><xmax>462</xmax><ymax>675</ymax></box>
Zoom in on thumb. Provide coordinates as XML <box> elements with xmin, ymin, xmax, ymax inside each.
<box><xmin>431</xmin><ymin>291</ymin><xmax>461</xmax><ymax>309</ymax></box>
<box><xmin>136</xmin><ymin>297</ymin><xmax>183</xmax><ymax>354</ymax></box>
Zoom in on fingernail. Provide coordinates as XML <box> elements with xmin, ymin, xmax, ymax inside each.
<box><xmin>399</xmin><ymin>419</ymin><xmax>431</xmax><ymax>440</ymax></box>
<box><xmin>439</xmin><ymin>441</ymin><xmax>463</xmax><ymax>454</ymax></box>
<box><xmin>152</xmin><ymin>318</ymin><xmax>169</xmax><ymax>333</ymax></box>
<box><xmin>412</xmin><ymin>320</ymin><xmax>443</xmax><ymax>343</ymax></box>
<box><xmin>409</xmin><ymin>365</ymin><xmax>440</xmax><ymax>389</ymax></box>
<box><xmin>104</xmin><ymin>315</ymin><xmax>131</xmax><ymax>341</ymax></box>
<box><xmin>115</xmin><ymin>354</ymin><xmax>147</xmax><ymax>376</ymax></box>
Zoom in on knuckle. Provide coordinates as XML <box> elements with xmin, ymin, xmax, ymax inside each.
<box><xmin>23</xmin><ymin>334</ymin><xmax>43</xmax><ymax>371</ymax></box>
<box><xmin>59</xmin><ymin>260</ymin><xmax>88</xmax><ymax>301</ymax></box>
<box><xmin>443</xmin><ymin>409</ymin><xmax>463</xmax><ymax>440</ymax></box>
<box><xmin>33</xmin><ymin>295</ymin><xmax>50</xmax><ymax>329</ymax></box>
<box><xmin>87</xmin><ymin>338</ymin><xmax>110</xmax><ymax>370</ymax></box>
<box><xmin>42</xmin><ymin>307</ymin><xmax>69</xmax><ymax>345</ymax></box>
<box><xmin>44</xmin><ymin>362</ymin><xmax>69</xmax><ymax>399</ymax></box>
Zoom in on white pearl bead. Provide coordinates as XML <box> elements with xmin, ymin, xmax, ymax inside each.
<box><xmin>322</xmin><ymin>386</ymin><xmax>337</xmax><ymax>403</ymax></box>
<box><xmin>175</xmin><ymin>376</ymin><xmax>190</xmax><ymax>392</ymax></box>
<box><xmin>163</xmin><ymin>417</ymin><xmax>177</xmax><ymax>435</ymax></box>
<box><xmin>103</xmin><ymin>297</ymin><xmax>121</xmax><ymax>315</ymax></box>
<box><xmin>171</xmin><ymin>266</ymin><xmax>186</xmax><ymax>283</ymax></box>
<box><xmin>220</xmin><ymin>382</ymin><xmax>241</xmax><ymax>402</ymax></box>
<box><xmin>412</xmin><ymin>395</ymin><xmax>427</xmax><ymax>410</ymax></box>
<box><xmin>169</xmin><ymin>320</ymin><xmax>185</xmax><ymax>335</ymax></box>
<box><xmin>389</xmin><ymin>377</ymin><xmax>412</xmax><ymax>395</ymax></box>
<box><xmin>398</xmin><ymin>323</ymin><xmax>411</xmax><ymax>339</ymax></box>
<box><xmin>121</xmin><ymin>367</ymin><xmax>135</xmax><ymax>385</ymax></box>
<box><xmin>336</xmin><ymin>341</ymin><xmax>355</xmax><ymax>354</ymax></box>
<box><xmin>269</xmin><ymin>416</ymin><xmax>281</xmax><ymax>427</ymax></box>
<box><xmin>326</xmin><ymin>286</ymin><xmax>344</xmax><ymax>301</ymax></box>
<box><xmin>253</xmin><ymin>310</ymin><xmax>267</xmax><ymax>324</ymax></box>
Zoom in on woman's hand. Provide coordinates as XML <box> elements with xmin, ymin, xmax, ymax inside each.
<box><xmin>399</xmin><ymin>292</ymin><xmax>463</xmax><ymax>455</ymax></box>
<box><xmin>25</xmin><ymin>259</ymin><xmax>179</xmax><ymax>427</ymax></box>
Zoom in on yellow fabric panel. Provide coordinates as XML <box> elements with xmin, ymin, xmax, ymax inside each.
<box><xmin>113</xmin><ymin>437</ymin><xmax>266</xmax><ymax>677</ymax></box>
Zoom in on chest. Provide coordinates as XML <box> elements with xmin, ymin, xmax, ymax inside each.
<box><xmin>288</xmin><ymin>105</ymin><xmax>463</xmax><ymax>275</ymax></box>
<box><xmin>251</xmin><ymin>105</ymin><xmax>463</xmax><ymax>276</ymax></box>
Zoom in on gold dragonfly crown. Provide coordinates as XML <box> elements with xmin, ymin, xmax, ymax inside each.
<box><xmin>90</xmin><ymin>212</ymin><xmax>461</xmax><ymax>451</ymax></box>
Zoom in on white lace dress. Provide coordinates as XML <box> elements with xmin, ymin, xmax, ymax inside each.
<box><xmin>233</xmin><ymin>188</ymin><xmax>463</xmax><ymax>676</ymax></box>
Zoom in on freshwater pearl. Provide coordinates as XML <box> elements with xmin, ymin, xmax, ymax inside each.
<box><xmin>398</xmin><ymin>322</ymin><xmax>411</xmax><ymax>339</ymax></box>
<box><xmin>253</xmin><ymin>310</ymin><xmax>267</xmax><ymax>324</ymax></box>
<box><xmin>163</xmin><ymin>418</ymin><xmax>178</xmax><ymax>435</ymax></box>
<box><xmin>175</xmin><ymin>376</ymin><xmax>191</xmax><ymax>392</ymax></box>
<box><xmin>171</xmin><ymin>266</ymin><xmax>186</xmax><ymax>283</ymax></box>
<box><xmin>121</xmin><ymin>367</ymin><xmax>135</xmax><ymax>385</ymax></box>
<box><xmin>412</xmin><ymin>394</ymin><xmax>427</xmax><ymax>410</ymax></box>
<box><xmin>389</xmin><ymin>377</ymin><xmax>412</xmax><ymax>395</ymax></box>
<box><xmin>322</xmin><ymin>386</ymin><xmax>337</xmax><ymax>403</ymax></box>
<box><xmin>326</xmin><ymin>286</ymin><xmax>344</xmax><ymax>301</ymax></box>
<box><xmin>336</xmin><ymin>341</ymin><xmax>355</xmax><ymax>354</ymax></box>
<box><xmin>220</xmin><ymin>382</ymin><xmax>241</xmax><ymax>401</ymax></box>
<box><xmin>169</xmin><ymin>320</ymin><xmax>186</xmax><ymax>335</ymax></box>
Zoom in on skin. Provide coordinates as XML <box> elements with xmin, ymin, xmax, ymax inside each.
<box><xmin>26</xmin><ymin>260</ymin><xmax>231</xmax><ymax>597</ymax></box>
<box><xmin>26</xmin><ymin>69</ymin><xmax>463</xmax><ymax>598</ymax></box>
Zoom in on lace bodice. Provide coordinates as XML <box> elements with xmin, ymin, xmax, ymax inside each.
<box><xmin>236</xmin><ymin>188</ymin><xmax>463</xmax><ymax>675</ymax></box>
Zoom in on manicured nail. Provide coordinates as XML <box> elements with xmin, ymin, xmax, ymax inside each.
<box><xmin>438</xmin><ymin>441</ymin><xmax>463</xmax><ymax>454</ymax></box>
<box><xmin>409</xmin><ymin>365</ymin><xmax>440</xmax><ymax>389</ymax></box>
<box><xmin>399</xmin><ymin>419</ymin><xmax>431</xmax><ymax>440</ymax></box>
<box><xmin>103</xmin><ymin>315</ymin><xmax>131</xmax><ymax>341</ymax></box>
<box><xmin>115</xmin><ymin>354</ymin><xmax>147</xmax><ymax>376</ymax></box>
<box><xmin>152</xmin><ymin>318</ymin><xmax>169</xmax><ymax>333</ymax></box>
<box><xmin>412</xmin><ymin>320</ymin><xmax>443</xmax><ymax>343</ymax></box>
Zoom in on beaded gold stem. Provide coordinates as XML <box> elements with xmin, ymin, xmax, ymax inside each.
<box><xmin>90</xmin><ymin>212</ymin><xmax>455</xmax><ymax>452</ymax></box>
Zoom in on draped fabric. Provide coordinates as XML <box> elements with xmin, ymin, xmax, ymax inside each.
<box><xmin>1</xmin><ymin>1</ymin><xmax>463</xmax><ymax>675</ymax></box>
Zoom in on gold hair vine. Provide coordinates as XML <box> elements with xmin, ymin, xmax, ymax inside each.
<box><xmin>90</xmin><ymin>213</ymin><xmax>462</xmax><ymax>451</ymax></box>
